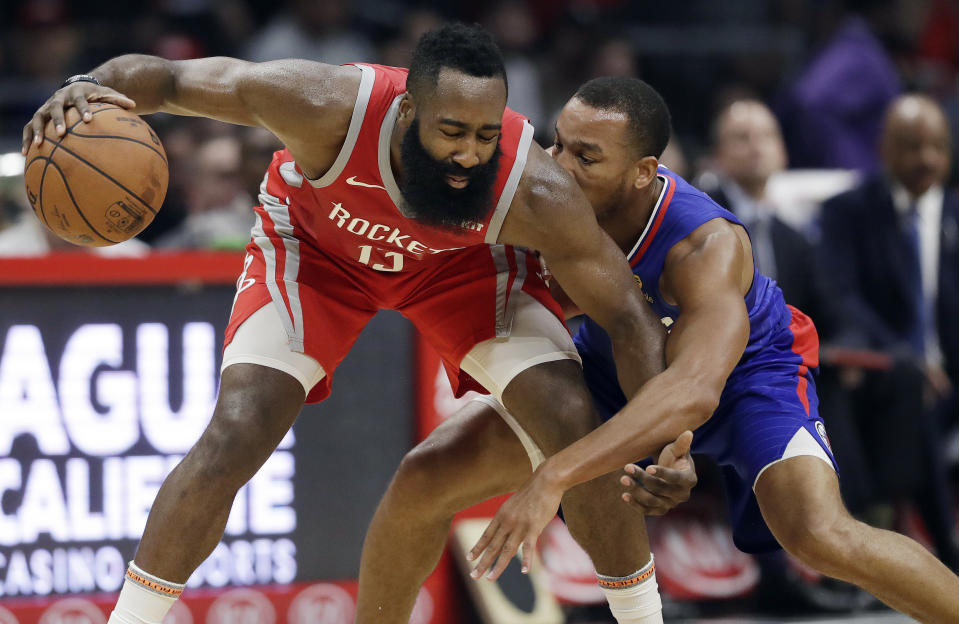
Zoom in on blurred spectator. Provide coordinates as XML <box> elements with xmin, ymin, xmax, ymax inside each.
<box><xmin>914</xmin><ymin>0</ymin><xmax>959</xmax><ymax>91</ymax></box>
<box><xmin>154</xmin><ymin>134</ymin><xmax>253</xmax><ymax>250</ymax></box>
<box><xmin>819</xmin><ymin>93</ymin><xmax>959</xmax><ymax>569</ymax></box>
<box><xmin>154</xmin><ymin>0</ymin><xmax>254</xmax><ymax>57</ymax></box>
<box><xmin>239</xmin><ymin>126</ymin><xmax>283</xmax><ymax>201</ymax></box>
<box><xmin>1</xmin><ymin>0</ymin><xmax>87</xmax><ymax>142</ymax></box>
<box><xmin>10</xmin><ymin>0</ymin><xmax>84</xmax><ymax>84</ymax></box>
<box><xmin>135</xmin><ymin>117</ymin><xmax>200</xmax><ymax>244</ymax></box>
<box><xmin>697</xmin><ymin>99</ymin><xmax>833</xmax><ymax>324</ymax></box>
<box><xmin>588</xmin><ymin>34</ymin><xmax>637</xmax><ymax>79</ymax></box>
<box><xmin>377</xmin><ymin>8</ymin><xmax>442</xmax><ymax>69</ymax></box>
<box><xmin>483</xmin><ymin>1</ymin><xmax>546</xmax><ymax>132</ymax></box>
<box><xmin>659</xmin><ymin>136</ymin><xmax>689</xmax><ymax>180</ymax></box>
<box><xmin>0</xmin><ymin>153</ymin><xmax>23</xmax><ymax>233</ymax></box>
<box><xmin>242</xmin><ymin>0</ymin><xmax>375</xmax><ymax>65</ymax></box>
<box><xmin>778</xmin><ymin>2</ymin><xmax>903</xmax><ymax>171</ymax></box>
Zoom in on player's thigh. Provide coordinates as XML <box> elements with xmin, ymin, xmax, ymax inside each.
<box><xmin>459</xmin><ymin>289</ymin><xmax>580</xmax><ymax>401</ymax></box>
<box><xmin>754</xmin><ymin>454</ymin><xmax>849</xmax><ymax>549</ymax></box>
<box><xmin>401</xmin><ymin>398</ymin><xmax>534</xmax><ymax>508</ymax></box>
<box><xmin>200</xmin><ymin>362</ymin><xmax>306</xmax><ymax>475</ymax></box>
<box><xmin>739</xmin><ymin>374</ymin><xmax>846</xmax><ymax>544</ymax></box>
<box><xmin>459</xmin><ymin>292</ymin><xmax>591</xmax><ymax>456</ymax></box>
<box><xmin>499</xmin><ymin>359</ymin><xmax>598</xmax><ymax>457</ymax></box>
<box><xmin>225</xmin><ymin>248</ymin><xmax>376</xmax><ymax>403</ymax></box>
<box><xmin>223</xmin><ymin>301</ymin><xmax>326</xmax><ymax>398</ymax></box>
<box><xmin>198</xmin><ymin>303</ymin><xmax>317</xmax><ymax>469</ymax></box>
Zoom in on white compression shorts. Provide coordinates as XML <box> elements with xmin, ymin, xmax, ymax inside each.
<box><xmin>222</xmin><ymin>290</ymin><xmax>577</xmax><ymax>465</ymax></box>
<box><xmin>470</xmin><ymin>394</ymin><xmax>547</xmax><ymax>471</ymax></box>
<box><xmin>222</xmin><ymin>292</ymin><xmax>580</xmax><ymax>398</ymax></box>
<box><xmin>457</xmin><ymin>289</ymin><xmax>580</xmax><ymax>471</ymax></box>
<box><xmin>459</xmin><ymin>290</ymin><xmax>581</xmax><ymax>402</ymax></box>
<box><xmin>221</xmin><ymin>301</ymin><xmax>327</xmax><ymax>395</ymax></box>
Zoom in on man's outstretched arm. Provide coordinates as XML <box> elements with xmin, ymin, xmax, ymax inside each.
<box><xmin>470</xmin><ymin>219</ymin><xmax>751</xmax><ymax>579</ymax></box>
<box><xmin>499</xmin><ymin>144</ymin><xmax>666</xmax><ymax>396</ymax></box>
<box><xmin>22</xmin><ymin>55</ymin><xmax>358</xmax><ymax>176</ymax></box>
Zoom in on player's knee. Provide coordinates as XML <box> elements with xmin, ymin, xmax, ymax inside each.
<box><xmin>502</xmin><ymin>360</ymin><xmax>599</xmax><ymax>454</ymax></box>
<box><xmin>186</xmin><ymin>426</ymin><xmax>258</xmax><ymax>491</ymax></box>
<box><xmin>393</xmin><ymin>442</ymin><xmax>464</xmax><ymax>511</ymax></box>
<box><xmin>187</xmin><ymin>404</ymin><xmax>284</xmax><ymax>489</ymax></box>
<box><xmin>536</xmin><ymin>390</ymin><xmax>598</xmax><ymax>455</ymax></box>
<box><xmin>772</xmin><ymin>506</ymin><xmax>856</xmax><ymax>571</ymax></box>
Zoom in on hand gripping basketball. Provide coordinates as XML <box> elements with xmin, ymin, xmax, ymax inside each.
<box><xmin>22</xmin><ymin>80</ymin><xmax>136</xmax><ymax>155</ymax></box>
<box><xmin>22</xmin><ymin>92</ymin><xmax>167</xmax><ymax>246</ymax></box>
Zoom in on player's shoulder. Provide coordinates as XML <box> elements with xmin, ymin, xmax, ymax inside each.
<box><xmin>357</xmin><ymin>63</ymin><xmax>409</xmax><ymax>83</ymax></box>
<box><xmin>683</xmin><ymin>216</ymin><xmax>742</xmax><ymax>246</ymax></box>
<box><xmin>654</xmin><ymin>168</ymin><xmax>731</xmax><ymax>230</ymax></box>
<box><xmin>497</xmin><ymin>143</ymin><xmax>587</xmax><ymax>247</ymax></box>
<box><xmin>665</xmin><ymin>174</ymin><xmax>745</xmax><ymax>268</ymax></box>
<box><xmin>502</xmin><ymin>106</ymin><xmax>529</xmax><ymax>128</ymax></box>
<box><xmin>237</xmin><ymin>60</ymin><xmax>361</xmax><ymax>122</ymax></box>
<box><xmin>514</xmin><ymin>143</ymin><xmax>583</xmax><ymax>218</ymax></box>
<box><xmin>247</xmin><ymin>62</ymin><xmax>366</xmax><ymax>175</ymax></box>
<box><xmin>662</xmin><ymin>216</ymin><xmax>749</xmax><ymax>295</ymax></box>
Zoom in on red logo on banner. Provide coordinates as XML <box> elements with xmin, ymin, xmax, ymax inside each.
<box><xmin>288</xmin><ymin>583</ymin><xmax>355</xmax><ymax>624</ymax></box>
<box><xmin>39</xmin><ymin>598</ymin><xmax>106</xmax><ymax>624</ymax></box>
<box><xmin>651</xmin><ymin>514</ymin><xmax>759</xmax><ymax>600</ymax></box>
<box><xmin>207</xmin><ymin>588</ymin><xmax>276</xmax><ymax>624</ymax></box>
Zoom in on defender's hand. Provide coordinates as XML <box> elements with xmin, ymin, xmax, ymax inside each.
<box><xmin>621</xmin><ymin>430</ymin><xmax>696</xmax><ymax>516</ymax></box>
<box><xmin>466</xmin><ymin>472</ymin><xmax>564</xmax><ymax>581</ymax></box>
<box><xmin>22</xmin><ymin>83</ymin><xmax>136</xmax><ymax>154</ymax></box>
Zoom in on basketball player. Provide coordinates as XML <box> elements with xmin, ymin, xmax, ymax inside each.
<box><xmin>23</xmin><ymin>25</ymin><xmax>681</xmax><ymax>624</ymax></box>
<box><xmin>374</xmin><ymin>77</ymin><xmax>959</xmax><ymax>623</ymax></box>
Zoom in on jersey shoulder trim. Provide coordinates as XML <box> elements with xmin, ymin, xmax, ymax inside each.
<box><xmin>628</xmin><ymin>172</ymin><xmax>675</xmax><ymax>266</ymax></box>
<box><xmin>376</xmin><ymin>94</ymin><xmax>408</xmax><ymax>213</ymax></box>
<box><xmin>304</xmin><ymin>64</ymin><xmax>376</xmax><ymax>188</ymax></box>
<box><xmin>484</xmin><ymin>120</ymin><xmax>535</xmax><ymax>243</ymax></box>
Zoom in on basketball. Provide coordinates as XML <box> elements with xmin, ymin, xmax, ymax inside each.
<box><xmin>22</xmin><ymin>102</ymin><xmax>168</xmax><ymax>247</ymax></box>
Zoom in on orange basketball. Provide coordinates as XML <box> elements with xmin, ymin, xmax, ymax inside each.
<box><xmin>23</xmin><ymin>102</ymin><xmax>168</xmax><ymax>247</ymax></box>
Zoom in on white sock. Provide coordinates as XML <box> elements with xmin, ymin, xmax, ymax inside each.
<box><xmin>597</xmin><ymin>556</ymin><xmax>663</xmax><ymax>624</ymax></box>
<box><xmin>108</xmin><ymin>562</ymin><xmax>185</xmax><ymax>624</ymax></box>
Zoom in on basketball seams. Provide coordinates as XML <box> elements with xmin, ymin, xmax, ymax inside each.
<box><xmin>64</xmin><ymin>102</ymin><xmax>166</xmax><ymax>166</ymax></box>
<box><xmin>27</xmin><ymin>103</ymin><xmax>165</xmax><ymax>246</ymax></box>
<box><xmin>32</xmin><ymin>155</ymin><xmax>54</xmax><ymax>230</ymax></box>
<box><xmin>34</xmin><ymin>104</ymin><xmax>120</xmax><ymax>230</ymax></box>
<box><xmin>41</xmin><ymin>133</ymin><xmax>160</xmax><ymax>217</ymax></box>
<box><xmin>66</xmin><ymin>131</ymin><xmax>168</xmax><ymax>165</ymax></box>
<box><xmin>35</xmin><ymin>156</ymin><xmax>119</xmax><ymax>244</ymax></box>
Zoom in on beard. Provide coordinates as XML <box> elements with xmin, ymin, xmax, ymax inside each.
<box><xmin>398</xmin><ymin>118</ymin><xmax>502</xmax><ymax>231</ymax></box>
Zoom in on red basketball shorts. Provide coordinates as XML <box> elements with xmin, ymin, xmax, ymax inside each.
<box><xmin>224</xmin><ymin>238</ymin><xmax>565</xmax><ymax>404</ymax></box>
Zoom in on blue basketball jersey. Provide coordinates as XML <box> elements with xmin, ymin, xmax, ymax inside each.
<box><xmin>577</xmin><ymin>166</ymin><xmax>793</xmax><ymax>399</ymax></box>
<box><xmin>573</xmin><ymin>166</ymin><xmax>836</xmax><ymax>553</ymax></box>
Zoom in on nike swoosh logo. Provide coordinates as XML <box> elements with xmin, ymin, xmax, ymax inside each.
<box><xmin>346</xmin><ymin>176</ymin><xmax>387</xmax><ymax>190</ymax></box>
<box><xmin>236</xmin><ymin>277</ymin><xmax>255</xmax><ymax>294</ymax></box>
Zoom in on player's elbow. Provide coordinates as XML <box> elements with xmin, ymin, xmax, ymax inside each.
<box><xmin>678</xmin><ymin>383</ymin><xmax>722</xmax><ymax>430</ymax></box>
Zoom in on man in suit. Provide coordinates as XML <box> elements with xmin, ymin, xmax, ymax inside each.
<box><xmin>696</xmin><ymin>99</ymin><xmax>840</xmax><ymax>336</ymax></box>
<box><xmin>820</xmin><ymin>93</ymin><xmax>959</xmax><ymax>569</ymax></box>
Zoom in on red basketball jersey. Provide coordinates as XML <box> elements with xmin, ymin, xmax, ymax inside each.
<box><xmin>258</xmin><ymin>63</ymin><xmax>535</xmax><ymax>273</ymax></box>
<box><xmin>226</xmin><ymin>63</ymin><xmax>556</xmax><ymax>403</ymax></box>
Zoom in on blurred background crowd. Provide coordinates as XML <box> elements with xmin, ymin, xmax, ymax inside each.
<box><xmin>1</xmin><ymin>0</ymin><xmax>959</xmax><ymax>616</ymax></box>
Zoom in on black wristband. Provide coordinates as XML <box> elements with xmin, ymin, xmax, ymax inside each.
<box><xmin>61</xmin><ymin>74</ymin><xmax>100</xmax><ymax>89</ymax></box>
